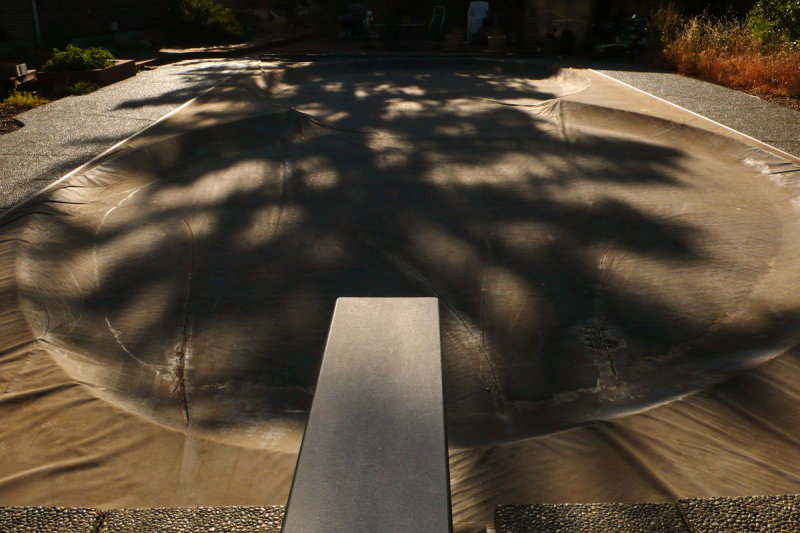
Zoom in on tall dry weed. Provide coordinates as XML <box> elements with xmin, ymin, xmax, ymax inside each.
<box><xmin>659</xmin><ymin>12</ymin><xmax>800</xmax><ymax>97</ymax></box>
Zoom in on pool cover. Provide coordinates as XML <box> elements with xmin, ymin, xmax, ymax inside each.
<box><xmin>2</xmin><ymin>58</ymin><xmax>800</xmax><ymax>522</ymax></box>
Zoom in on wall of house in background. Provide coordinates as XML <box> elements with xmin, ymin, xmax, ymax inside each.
<box><xmin>1</xmin><ymin>0</ymin><xmax>760</xmax><ymax>50</ymax></box>
<box><xmin>0</xmin><ymin>0</ymin><xmax>37</xmax><ymax>47</ymax></box>
<box><xmin>1</xmin><ymin>0</ymin><xmax>171</xmax><ymax>48</ymax></box>
<box><xmin>36</xmin><ymin>0</ymin><xmax>170</xmax><ymax>45</ymax></box>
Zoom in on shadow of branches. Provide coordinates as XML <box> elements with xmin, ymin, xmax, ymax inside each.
<box><xmin>15</xmin><ymin>57</ymin><xmax>800</xmax><ymax>453</ymax></box>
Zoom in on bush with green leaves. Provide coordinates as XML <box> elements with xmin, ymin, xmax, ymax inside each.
<box><xmin>175</xmin><ymin>0</ymin><xmax>246</xmax><ymax>44</ymax></box>
<box><xmin>42</xmin><ymin>45</ymin><xmax>115</xmax><ymax>72</ymax></box>
<box><xmin>56</xmin><ymin>81</ymin><xmax>101</xmax><ymax>96</ymax></box>
<box><xmin>749</xmin><ymin>0</ymin><xmax>800</xmax><ymax>47</ymax></box>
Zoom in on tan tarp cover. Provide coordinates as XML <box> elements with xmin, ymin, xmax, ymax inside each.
<box><xmin>2</xmin><ymin>58</ymin><xmax>800</xmax><ymax>522</ymax></box>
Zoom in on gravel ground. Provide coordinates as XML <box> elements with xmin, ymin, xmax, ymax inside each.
<box><xmin>0</xmin><ymin>57</ymin><xmax>256</xmax><ymax>212</ymax></box>
<box><xmin>596</xmin><ymin>67</ymin><xmax>800</xmax><ymax>159</ymax></box>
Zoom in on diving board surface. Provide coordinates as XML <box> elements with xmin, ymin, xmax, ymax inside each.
<box><xmin>282</xmin><ymin>297</ymin><xmax>451</xmax><ymax>533</ymax></box>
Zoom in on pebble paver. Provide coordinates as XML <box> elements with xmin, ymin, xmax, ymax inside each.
<box><xmin>0</xmin><ymin>506</ymin><xmax>99</xmax><ymax>533</ymax></box>
<box><xmin>101</xmin><ymin>506</ymin><xmax>285</xmax><ymax>533</ymax></box>
<box><xmin>678</xmin><ymin>495</ymin><xmax>800</xmax><ymax>533</ymax></box>
<box><xmin>495</xmin><ymin>502</ymin><xmax>688</xmax><ymax>533</ymax></box>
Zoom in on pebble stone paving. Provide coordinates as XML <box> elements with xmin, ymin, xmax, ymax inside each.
<box><xmin>495</xmin><ymin>495</ymin><xmax>800</xmax><ymax>532</ymax></box>
<box><xmin>495</xmin><ymin>502</ymin><xmax>686</xmax><ymax>533</ymax></box>
<box><xmin>3</xmin><ymin>497</ymin><xmax>799</xmax><ymax>532</ymax></box>
<box><xmin>678</xmin><ymin>495</ymin><xmax>800</xmax><ymax>533</ymax></box>
<box><xmin>0</xmin><ymin>506</ymin><xmax>283</xmax><ymax>533</ymax></box>
<box><xmin>0</xmin><ymin>507</ymin><xmax>99</xmax><ymax>533</ymax></box>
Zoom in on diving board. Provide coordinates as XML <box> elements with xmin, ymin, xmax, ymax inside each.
<box><xmin>282</xmin><ymin>297</ymin><xmax>451</xmax><ymax>533</ymax></box>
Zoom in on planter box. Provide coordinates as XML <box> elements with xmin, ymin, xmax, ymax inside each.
<box><xmin>37</xmin><ymin>60</ymin><xmax>136</xmax><ymax>88</ymax></box>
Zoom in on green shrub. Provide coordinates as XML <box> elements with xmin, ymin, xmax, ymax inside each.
<box><xmin>650</xmin><ymin>3</ymin><xmax>684</xmax><ymax>51</ymax></box>
<box><xmin>749</xmin><ymin>0</ymin><xmax>800</xmax><ymax>48</ymax></box>
<box><xmin>175</xmin><ymin>0</ymin><xmax>246</xmax><ymax>44</ymax></box>
<box><xmin>42</xmin><ymin>45</ymin><xmax>115</xmax><ymax>72</ymax></box>
<box><xmin>3</xmin><ymin>91</ymin><xmax>50</xmax><ymax>109</ymax></box>
<box><xmin>55</xmin><ymin>80</ymin><xmax>101</xmax><ymax>96</ymax></box>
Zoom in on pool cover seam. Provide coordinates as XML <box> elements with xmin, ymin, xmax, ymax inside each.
<box><xmin>589</xmin><ymin>69</ymin><xmax>800</xmax><ymax>164</ymax></box>
<box><xmin>175</xmin><ymin>217</ymin><xmax>196</xmax><ymax>426</ymax></box>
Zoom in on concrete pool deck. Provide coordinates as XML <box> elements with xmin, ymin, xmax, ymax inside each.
<box><xmin>1</xmin><ymin>54</ymin><xmax>798</xmax><ymax>215</ymax></box>
<box><xmin>0</xmin><ymin>57</ymin><xmax>258</xmax><ymax>213</ymax></box>
<box><xmin>597</xmin><ymin>64</ymin><xmax>800</xmax><ymax>161</ymax></box>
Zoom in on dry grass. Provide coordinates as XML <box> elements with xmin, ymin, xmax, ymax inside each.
<box><xmin>3</xmin><ymin>91</ymin><xmax>50</xmax><ymax>110</ymax></box>
<box><xmin>659</xmin><ymin>12</ymin><xmax>800</xmax><ymax>98</ymax></box>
